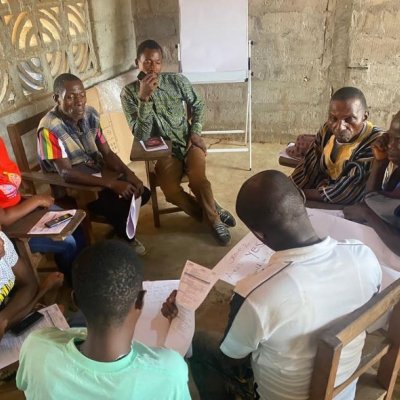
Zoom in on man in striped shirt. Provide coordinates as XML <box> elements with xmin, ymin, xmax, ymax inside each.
<box><xmin>291</xmin><ymin>87</ymin><xmax>382</xmax><ymax>205</ymax></box>
<box><xmin>37</xmin><ymin>73</ymin><xmax>151</xmax><ymax>255</ymax></box>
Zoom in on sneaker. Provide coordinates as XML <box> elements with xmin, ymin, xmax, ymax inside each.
<box><xmin>131</xmin><ymin>238</ymin><xmax>147</xmax><ymax>256</ymax></box>
<box><xmin>212</xmin><ymin>222</ymin><xmax>231</xmax><ymax>246</ymax></box>
<box><xmin>215</xmin><ymin>202</ymin><xmax>236</xmax><ymax>227</ymax></box>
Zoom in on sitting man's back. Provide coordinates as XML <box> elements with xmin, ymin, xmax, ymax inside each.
<box><xmin>16</xmin><ymin>241</ymin><xmax>190</xmax><ymax>400</ymax></box>
<box><xmin>189</xmin><ymin>170</ymin><xmax>382</xmax><ymax>400</ymax></box>
<box><xmin>291</xmin><ymin>87</ymin><xmax>382</xmax><ymax>205</ymax></box>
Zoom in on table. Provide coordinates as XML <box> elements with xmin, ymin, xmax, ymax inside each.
<box><xmin>4</xmin><ymin>209</ymin><xmax>86</xmax><ymax>274</ymax></box>
<box><xmin>130</xmin><ymin>139</ymin><xmax>172</xmax><ymax>162</ymax></box>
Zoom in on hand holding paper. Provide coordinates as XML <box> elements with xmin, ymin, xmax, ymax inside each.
<box><xmin>176</xmin><ymin>260</ymin><xmax>218</xmax><ymax>311</ymax></box>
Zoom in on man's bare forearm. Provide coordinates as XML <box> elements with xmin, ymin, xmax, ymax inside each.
<box><xmin>0</xmin><ymin>198</ymin><xmax>41</xmax><ymax>226</ymax></box>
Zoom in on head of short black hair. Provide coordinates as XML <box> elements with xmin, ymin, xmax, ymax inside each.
<box><xmin>72</xmin><ymin>240</ymin><xmax>143</xmax><ymax>328</ymax></box>
<box><xmin>136</xmin><ymin>39</ymin><xmax>163</xmax><ymax>60</ymax></box>
<box><xmin>331</xmin><ymin>87</ymin><xmax>367</xmax><ymax>110</ymax></box>
<box><xmin>53</xmin><ymin>73</ymin><xmax>81</xmax><ymax>96</ymax></box>
<box><xmin>236</xmin><ymin>170</ymin><xmax>306</xmax><ymax>234</ymax></box>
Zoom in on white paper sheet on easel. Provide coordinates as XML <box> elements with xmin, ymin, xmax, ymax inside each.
<box><xmin>0</xmin><ymin>304</ymin><xmax>69</xmax><ymax>369</ymax></box>
<box><xmin>126</xmin><ymin>196</ymin><xmax>142</xmax><ymax>239</ymax></box>
<box><xmin>213</xmin><ymin>232</ymin><xmax>275</xmax><ymax>286</ymax></box>
<box><xmin>176</xmin><ymin>260</ymin><xmax>218</xmax><ymax>311</ymax></box>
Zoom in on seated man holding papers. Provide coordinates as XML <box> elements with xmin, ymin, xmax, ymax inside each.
<box><xmin>164</xmin><ymin>170</ymin><xmax>381</xmax><ymax>400</ymax></box>
<box><xmin>344</xmin><ymin>110</ymin><xmax>400</xmax><ymax>256</ymax></box>
<box><xmin>17</xmin><ymin>240</ymin><xmax>190</xmax><ymax>399</ymax></box>
<box><xmin>0</xmin><ymin>229</ymin><xmax>63</xmax><ymax>342</ymax></box>
<box><xmin>121</xmin><ymin>39</ymin><xmax>235</xmax><ymax>246</ymax></box>
<box><xmin>37</xmin><ymin>73</ymin><xmax>150</xmax><ymax>255</ymax></box>
<box><xmin>291</xmin><ymin>87</ymin><xmax>382</xmax><ymax>205</ymax></box>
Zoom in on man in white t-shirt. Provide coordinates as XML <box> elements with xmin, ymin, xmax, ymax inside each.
<box><xmin>166</xmin><ymin>170</ymin><xmax>381</xmax><ymax>399</ymax></box>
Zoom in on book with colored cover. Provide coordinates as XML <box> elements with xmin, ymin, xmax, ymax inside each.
<box><xmin>140</xmin><ymin>136</ymin><xmax>168</xmax><ymax>152</ymax></box>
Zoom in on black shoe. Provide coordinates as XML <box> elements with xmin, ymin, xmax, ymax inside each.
<box><xmin>215</xmin><ymin>202</ymin><xmax>236</xmax><ymax>227</ymax></box>
<box><xmin>212</xmin><ymin>222</ymin><xmax>231</xmax><ymax>246</ymax></box>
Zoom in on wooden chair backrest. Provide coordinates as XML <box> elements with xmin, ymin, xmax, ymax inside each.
<box><xmin>310</xmin><ymin>279</ymin><xmax>400</xmax><ymax>400</ymax></box>
<box><xmin>7</xmin><ymin>110</ymin><xmax>48</xmax><ymax>173</ymax></box>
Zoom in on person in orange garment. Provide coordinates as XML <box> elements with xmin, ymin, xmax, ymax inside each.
<box><xmin>0</xmin><ymin>137</ymin><xmax>85</xmax><ymax>282</ymax></box>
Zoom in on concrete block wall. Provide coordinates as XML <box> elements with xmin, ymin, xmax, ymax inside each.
<box><xmin>132</xmin><ymin>0</ymin><xmax>400</xmax><ymax>142</ymax></box>
<box><xmin>0</xmin><ymin>0</ymin><xmax>136</xmax><ymax>159</ymax></box>
<box><xmin>346</xmin><ymin>0</ymin><xmax>400</xmax><ymax>129</ymax></box>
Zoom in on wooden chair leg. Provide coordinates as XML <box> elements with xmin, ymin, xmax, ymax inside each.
<box><xmin>151</xmin><ymin>184</ymin><xmax>161</xmax><ymax>228</ymax></box>
<box><xmin>146</xmin><ymin>161</ymin><xmax>161</xmax><ymax>228</ymax></box>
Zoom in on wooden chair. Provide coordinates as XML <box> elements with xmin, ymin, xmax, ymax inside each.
<box><xmin>310</xmin><ymin>278</ymin><xmax>400</xmax><ymax>400</ymax></box>
<box><xmin>7</xmin><ymin>111</ymin><xmax>116</xmax><ymax>242</ymax></box>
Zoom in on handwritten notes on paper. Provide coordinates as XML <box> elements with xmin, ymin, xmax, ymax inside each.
<box><xmin>126</xmin><ymin>196</ymin><xmax>142</xmax><ymax>239</ymax></box>
<box><xmin>28</xmin><ymin>210</ymin><xmax>77</xmax><ymax>235</ymax></box>
<box><xmin>164</xmin><ymin>304</ymin><xmax>195</xmax><ymax>357</ymax></box>
<box><xmin>213</xmin><ymin>232</ymin><xmax>275</xmax><ymax>286</ymax></box>
<box><xmin>134</xmin><ymin>280</ymin><xmax>179</xmax><ymax>348</ymax></box>
<box><xmin>176</xmin><ymin>260</ymin><xmax>218</xmax><ymax>311</ymax></box>
<box><xmin>0</xmin><ymin>304</ymin><xmax>69</xmax><ymax>369</ymax></box>
<box><xmin>133</xmin><ymin>280</ymin><xmax>195</xmax><ymax>356</ymax></box>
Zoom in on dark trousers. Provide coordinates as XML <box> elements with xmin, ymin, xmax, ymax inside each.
<box><xmin>88</xmin><ymin>186</ymin><xmax>150</xmax><ymax>240</ymax></box>
<box><xmin>189</xmin><ymin>331</ymin><xmax>255</xmax><ymax>400</ymax></box>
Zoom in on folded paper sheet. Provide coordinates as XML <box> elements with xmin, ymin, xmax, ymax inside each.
<box><xmin>0</xmin><ymin>304</ymin><xmax>69</xmax><ymax>369</ymax></box>
<box><xmin>126</xmin><ymin>196</ymin><xmax>142</xmax><ymax>239</ymax></box>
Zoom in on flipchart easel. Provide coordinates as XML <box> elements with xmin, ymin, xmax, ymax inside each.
<box><xmin>178</xmin><ymin>0</ymin><xmax>252</xmax><ymax>170</ymax></box>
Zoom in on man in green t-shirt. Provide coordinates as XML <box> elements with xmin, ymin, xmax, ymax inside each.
<box><xmin>16</xmin><ymin>241</ymin><xmax>191</xmax><ymax>400</ymax></box>
<box><xmin>121</xmin><ymin>39</ymin><xmax>236</xmax><ymax>246</ymax></box>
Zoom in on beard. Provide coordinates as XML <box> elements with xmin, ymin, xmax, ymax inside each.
<box><xmin>335</xmin><ymin>129</ymin><xmax>353</xmax><ymax>143</ymax></box>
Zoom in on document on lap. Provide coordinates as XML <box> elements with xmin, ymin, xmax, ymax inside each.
<box><xmin>126</xmin><ymin>196</ymin><xmax>142</xmax><ymax>239</ymax></box>
<box><xmin>133</xmin><ymin>279</ymin><xmax>195</xmax><ymax>357</ymax></box>
<box><xmin>133</xmin><ymin>280</ymin><xmax>179</xmax><ymax>348</ymax></box>
<box><xmin>28</xmin><ymin>210</ymin><xmax>77</xmax><ymax>234</ymax></box>
<box><xmin>164</xmin><ymin>304</ymin><xmax>195</xmax><ymax>357</ymax></box>
<box><xmin>213</xmin><ymin>209</ymin><xmax>400</xmax><ymax>290</ymax></box>
<box><xmin>0</xmin><ymin>304</ymin><xmax>69</xmax><ymax>369</ymax></box>
<box><xmin>307</xmin><ymin>208</ymin><xmax>400</xmax><ymax>276</ymax></box>
<box><xmin>176</xmin><ymin>260</ymin><xmax>218</xmax><ymax>311</ymax></box>
<box><xmin>213</xmin><ymin>232</ymin><xmax>275</xmax><ymax>286</ymax></box>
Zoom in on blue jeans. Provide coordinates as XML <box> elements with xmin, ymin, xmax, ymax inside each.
<box><xmin>29</xmin><ymin>226</ymin><xmax>86</xmax><ymax>282</ymax></box>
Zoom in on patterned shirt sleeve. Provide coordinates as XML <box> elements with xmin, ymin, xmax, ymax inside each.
<box><xmin>37</xmin><ymin>128</ymin><xmax>68</xmax><ymax>160</ymax></box>
<box><xmin>1</xmin><ymin>231</ymin><xmax>18</xmax><ymax>269</ymax></box>
<box><xmin>178</xmin><ymin>75</ymin><xmax>204</xmax><ymax>135</ymax></box>
<box><xmin>120</xmin><ymin>85</ymin><xmax>154</xmax><ymax>140</ymax></box>
<box><xmin>291</xmin><ymin>126</ymin><xmax>324</xmax><ymax>189</ymax></box>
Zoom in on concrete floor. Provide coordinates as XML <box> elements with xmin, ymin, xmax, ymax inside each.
<box><xmin>1</xmin><ymin>141</ymin><xmax>399</xmax><ymax>399</ymax></box>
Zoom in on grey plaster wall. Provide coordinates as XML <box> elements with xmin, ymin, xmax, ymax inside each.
<box><xmin>132</xmin><ymin>0</ymin><xmax>400</xmax><ymax>142</ymax></box>
<box><xmin>0</xmin><ymin>0</ymin><xmax>136</xmax><ymax>159</ymax></box>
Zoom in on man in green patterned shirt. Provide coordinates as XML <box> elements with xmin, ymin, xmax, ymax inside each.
<box><xmin>121</xmin><ymin>39</ymin><xmax>235</xmax><ymax>245</ymax></box>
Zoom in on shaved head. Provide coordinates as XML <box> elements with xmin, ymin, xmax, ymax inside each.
<box><xmin>236</xmin><ymin>170</ymin><xmax>318</xmax><ymax>250</ymax></box>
